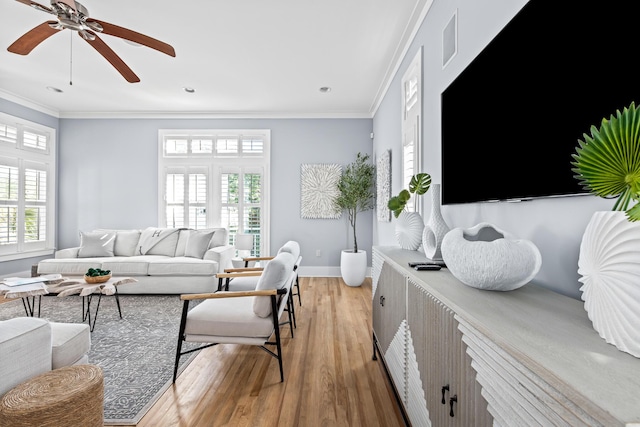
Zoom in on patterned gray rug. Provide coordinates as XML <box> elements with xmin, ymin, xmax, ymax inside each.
<box><xmin>0</xmin><ymin>294</ymin><xmax>200</xmax><ymax>425</ymax></box>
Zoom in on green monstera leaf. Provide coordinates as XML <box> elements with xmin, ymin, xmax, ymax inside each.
<box><xmin>572</xmin><ymin>102</ymin><xmax>640</xmax><ymax>221</ymax></box>
<box><xmin>387</xmin><ymin>172</ymin><xmax>432</xmax><ymax>218</ymax></box>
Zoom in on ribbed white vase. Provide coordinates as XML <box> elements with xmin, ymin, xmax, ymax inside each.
<box><xmin>422</xmin><ymin>184</ymin><xmax>450</xmax><ymax>261</ymax></box>
<box><xmin>395</xmin><ymin>211</ymin><xmax>424</xmax><ymax>251</ymax></box>
<box><xmin>578</xmin><ymin>211</ymin><xmax>640</xmax><ymax>358</ymax></box>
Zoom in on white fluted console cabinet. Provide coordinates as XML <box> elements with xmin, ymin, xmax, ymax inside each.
<box><xmin>372</xmin><ymin>246</ymin><xmax>640</xmax><ymax>427</ymax></box>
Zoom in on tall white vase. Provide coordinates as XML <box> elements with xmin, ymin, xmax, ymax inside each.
<box><xmin>395</xmin><ymin>211</ymin><xmax>424</xmax><ymax>251</ymax></box>
<box><xmin>422</xmin><ymin>184</ymin><xmax>450</xmax><ymax>261</ymax></box>
<box><xmin>578</xmin><ymin>211</ymin><xmax>640</xmax><ymax>358</ymax></box>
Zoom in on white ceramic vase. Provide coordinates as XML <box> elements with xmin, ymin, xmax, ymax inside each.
<box><xmin>340</xmin><ymin>249</ymin><xmax>367</xmax><ymax>287</ymax></box>
<box><xmin>422</xmin><ymin>184</ymin><xmax>450</xmax><ymax>261</ymax></box>
<box><xmin>578</xmin><ymin>211</ymin><xmax>640</xmax><ymax>358</ymax></box>
<box><xmin>441</xmin><ymin>222</ymin><xmax>542</xmax><ymax>291</ymax></box>
<box><xmin>395</xmin><ymin>211</ymin><xmax>424</xmax><ymax>251</ymax></box>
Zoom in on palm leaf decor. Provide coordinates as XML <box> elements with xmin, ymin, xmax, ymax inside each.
<box><xmin>572</xmin><ymin>101</ymin><xmax>640</xmax><ymax>221</ymax></box>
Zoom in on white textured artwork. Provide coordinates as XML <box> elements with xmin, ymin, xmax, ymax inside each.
<box><xmin>377</xmin><ymin>150</ymin><xmax>391</xmax><ymax>222</ymax></box>
<box><xmin>300</xmin><ymin>163</ymin><xmax>342</xmax><ymax>219</ymax></box>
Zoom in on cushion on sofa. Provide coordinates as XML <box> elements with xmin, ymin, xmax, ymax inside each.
<box><xmin>114</xmin><ymin>230</ymin><xmax>141</xmax><ymax>256</ymax></box>
<box><xmin>207</xmin><ymin>228</ymin><xmax>228</xmax><ymax>248</ymax></box>
<box><xmin>137</xmin><ymin>227</ymin><xmax>181</xmax><ymax>256</ymax></box>
<box><xmin>147</xmin><ymin>257</ymin><xmax>218</xmax><ymax>276</ymax></box>
<box><xmin>174</xmin><ymin>229</ymin><xmax>190</xmax><ymax>257</ymax></box>
<box><xmin>78</xmin><ymin>231</ymin><xmax>116</xmax><ymax>258</ymax></box>
<box><xmin>38</xmin><ymin>258</ymin><xmax>104</xmax><ymax>275</ymax></box>
<box><xmin>185</xmin><ymin>230</ymin><xmax>216</xmax><ymax>258</ymax></box>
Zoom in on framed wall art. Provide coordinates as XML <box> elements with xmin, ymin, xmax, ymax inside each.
<box><xmin>300</xmin><ymin>163</ymin><xmax>342</xmax><ymax>219</ymax></box>
<box><xmin>377</xmin><ymin>150</ymin><xmax>391</xmax><ymax>222</ymax></box>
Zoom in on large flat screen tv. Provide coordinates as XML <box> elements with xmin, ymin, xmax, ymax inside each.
<box><xmin>441</xmin><ymin>0</ymin><xmax>639</xmax><ymax>205</ymax></box>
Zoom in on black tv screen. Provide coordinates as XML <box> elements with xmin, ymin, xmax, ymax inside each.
<box><xmin>441</xmin><ymin>0</ymin><xmax>639</xmax><ymax>205</ymax></box>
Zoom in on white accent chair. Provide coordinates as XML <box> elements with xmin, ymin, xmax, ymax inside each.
<box><xmin>173</xmin><ymin>251</ymin><xmax>297</xmax><ymax>383</ymax></box>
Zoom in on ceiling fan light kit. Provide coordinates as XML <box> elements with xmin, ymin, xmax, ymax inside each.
<box><xmin>8</xmin><ymin>0</ymin><xmax>175</xmax><ymax>83</ymax></box>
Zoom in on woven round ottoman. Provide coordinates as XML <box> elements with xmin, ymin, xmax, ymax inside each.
<box><xmin>0</xmin><ymin>364</ymin><xmax>103</xmax><ymax>427</ymax></box>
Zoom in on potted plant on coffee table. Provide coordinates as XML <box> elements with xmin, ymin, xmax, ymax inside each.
<box><xmin>335</xmin><ymin>152</ymin><xmax>375</xmax><ymax>287</ymax></box>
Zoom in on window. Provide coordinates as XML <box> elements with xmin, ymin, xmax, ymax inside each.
<box><xmin>401</xmin><ymin>47</ymin><xmax>423</xmax><ymax>213</ymax></box>
<box><xmin>0</xmin><ymin>113</ymin><xmax>56</xmax><ymax>260</ymax></box>
<box><xmin>158</xmin><ymin>129</ymin><xmax>270</xmax><ymax>256</ymax></box>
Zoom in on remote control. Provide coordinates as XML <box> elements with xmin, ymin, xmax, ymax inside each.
<box><xmin>414</xmin><ymin>264</ymin><xmax>441</xmax><ymax>271</ymax></box>
<box><xmin>408</xmin><ymin>261</ymin><xmax>446</xmax><ymax>268</ymax></box>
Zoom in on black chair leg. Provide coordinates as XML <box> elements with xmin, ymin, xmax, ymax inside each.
<box><xmin>173</xmin><ymin>299</ymin><xmax>190</xmax><ymax>383</ymax></box>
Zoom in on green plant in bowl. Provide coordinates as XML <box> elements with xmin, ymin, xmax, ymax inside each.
<box><xmin>572</xmin><ymin>101</ymin><xmax>640</xmax><ymax>221</ymax></box>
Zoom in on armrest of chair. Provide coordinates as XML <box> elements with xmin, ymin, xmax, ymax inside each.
<box><xmin>180</xmin><ymin>288</ymin><xmax>285</xmax><ymax>301</ymax></box>
<box><xmin>215</xmin><ymin>271</ymin><xmax>263</xmax><ymax>291</ymax></box>
<box><xmin>242</xmin><ymin>256</ymin><xmax>274</xmax><ymax>267</ymax></box>
<box><xmin>223</xmin><ymin>267</ymin><xmax>264</xmax><ymax>273</ymax></box>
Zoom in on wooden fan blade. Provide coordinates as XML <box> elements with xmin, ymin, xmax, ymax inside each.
<box><xmin>82</xmin><ymin>32</ymin><xmax>140</xmax><ymax>83</ymax></box>
<box><xmin>15</xmin><ymin>0</ymin><xmax>54</xmax><ymax>14</ymax></box>
<box><xmin>88</xmin><ymin>19</ymin><xmax>176</xmax><ymax>57</ymax></box>
<box><xmin>7</xmin><ymin>21</ymin><xmax>60</xmax><ymax>55</ymax></box>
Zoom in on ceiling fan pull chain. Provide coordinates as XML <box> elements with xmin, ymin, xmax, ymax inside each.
<box><xmin>69</xmin><ymin>31</ymin><xmax>73</xmax><ymax>86</ymax></box>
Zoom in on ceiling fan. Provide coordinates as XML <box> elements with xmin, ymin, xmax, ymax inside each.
<box><xmin>7</xmin><ymin>0</ymin><xmax>176</xmax><ymax>83</ymax></box>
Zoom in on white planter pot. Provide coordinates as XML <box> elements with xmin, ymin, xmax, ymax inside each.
<box><xmin>578</xmin><ymin>211</ymin><xmax>640</xmax><ymax>358</ymax></box>
<box><xmin>340</xmin><ymin>250</ymin><xmax>367</xmax><ymax>287</ymax></box>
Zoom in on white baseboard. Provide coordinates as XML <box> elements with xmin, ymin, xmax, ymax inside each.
<box><xmin>298</xmin><ymin>266</ymin><xmax>371</xmax><ymax>278</ymax></box>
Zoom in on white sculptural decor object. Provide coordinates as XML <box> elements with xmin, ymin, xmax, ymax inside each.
<box><xmin>441</xmin><ymin>222</ymin><xmax>542</xmax><ymax>291</ymax></box>
<box><xmin>395</xmin><ymin>211</ymin><xmax>424</xmax><ymax>251</ymax></box>
<box><xmin>578</xmin><ymin>211</ymin><xmax>640</xmax><ymax>358</ymax></box>
<box><xmin>422</xmin><ymin>184</ymin><xmax>450</xmax><ymax>261</ymax></box>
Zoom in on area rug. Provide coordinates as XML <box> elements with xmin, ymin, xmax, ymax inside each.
<box><xmin>0</xmin><ymin>294</ymin><xmax>201</xmax><ymax>425</ymax></box>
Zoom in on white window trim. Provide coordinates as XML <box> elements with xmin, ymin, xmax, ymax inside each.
<box><xmin>157</xmin><ymin>129</ymin><xmax>270</xmax><ymax>256</ymax></box>
<box><xmin>401</xmin><ymin>47</ymin><xmax>423</xmax><ymax>213</ymax></box>
<box><xmin>0</xmin><ymin>112</ymin><xmax>56</xmax><ymax>261</ymax></box>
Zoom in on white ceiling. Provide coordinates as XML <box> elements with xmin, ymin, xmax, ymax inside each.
<box><xmin>0</xmin><ymin>0</ymin><xmax>430</xmax><ymax>118</ymax></box>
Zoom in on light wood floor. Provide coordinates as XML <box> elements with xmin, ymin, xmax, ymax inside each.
<box><xmin>119</xmin><ymin>277</ymin><xmax>405</xmax><ymax>427</ymax></box>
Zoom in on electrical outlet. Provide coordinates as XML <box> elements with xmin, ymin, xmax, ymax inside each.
<box><xmin>316</xmin><ymin>249</ymin><xmax>321</xmax><ymax>257</ymax></box>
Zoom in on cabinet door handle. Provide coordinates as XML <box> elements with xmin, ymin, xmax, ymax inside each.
<box><xmin>379</xmin><ymin>295</ymin><xmax>385</xmax><ymax>306</ymax></box>
<box><xmin>449</xmin><ymin>394</ymin><xmax>457</xmax><ymax>417</ymax></box>
<box><xmin>441</xmin><ymin>384</ymin><xmax>449</xmax><ymax>404</ymax></box>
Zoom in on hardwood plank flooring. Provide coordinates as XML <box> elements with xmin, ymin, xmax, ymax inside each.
<box><xmin>2</xmin><ymin>277</ymin><xmax>406</xmax><ymax>426</ymax></box>
<box><xmin>131</xmin><ymin>277</ymin><xmax>405</xmax><ymax>427</ymax></box>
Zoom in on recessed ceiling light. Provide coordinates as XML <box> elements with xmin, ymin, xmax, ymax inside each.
<box><xmin>319</xmin><ymin>87</ymin><xmax>331</xmax><ymax>93</ymax></box>
<box><xmin>46</xmin><ymin>86</ymin><xmax>63</xmax><ymax>93</ymax></box>
<box><xmin>183</xmin><ymin>87</ymin><xmax>195</xmax><ymax>93</ymax></box>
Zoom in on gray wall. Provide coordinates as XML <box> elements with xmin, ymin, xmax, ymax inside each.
<box><xmin>373</xmin><ymin>0</ymin><xmax>613</xmax><ymax>299</ymax></box>
<box><xmin>58</xmin><ymin>118</ymin><xmax>374</xmax><ymax>273</ymax></box>
<box><xmin>0</xmin><ymin>98</ymin><xmax>373</xmax><ymax>276</ymax></box>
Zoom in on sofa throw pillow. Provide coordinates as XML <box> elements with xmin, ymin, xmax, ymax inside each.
<box><xmin>185</xmin><ymin>230</ymin><xmax>215</xmax><ymax>259</ymax></box>
<box><xmin>253</xmin><ymin>252</ymin><xmax>295</xmax><ymax>318</ymax></box>
<box><xmin>114</xmin><ymin>230</ymin><xmax>141</xmax><ymax>257</ymax></box>
<box><xmin>93</xmin><ymin>229</ymin><xmax>140</xmax><ymax>257</ymax></box>
<box><xmin>137</xmin><ymin>227</ymin><xmax>181</xmax><ymax>256</ymax></box>
<box><xmin>78</xmin><ymin>231</ymin><xmax>116</xmax><ymax>258</ymax></box>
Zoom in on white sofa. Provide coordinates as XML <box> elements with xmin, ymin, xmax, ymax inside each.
<box><xmin>0</xmin><ymin>317</ymin><xmax>91</xmax><ymax>397</ymax></box>
<box><xmin>37</xmin><ymin>227</ymin><xmax>235</xmax><ymax>294</ymax></box>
